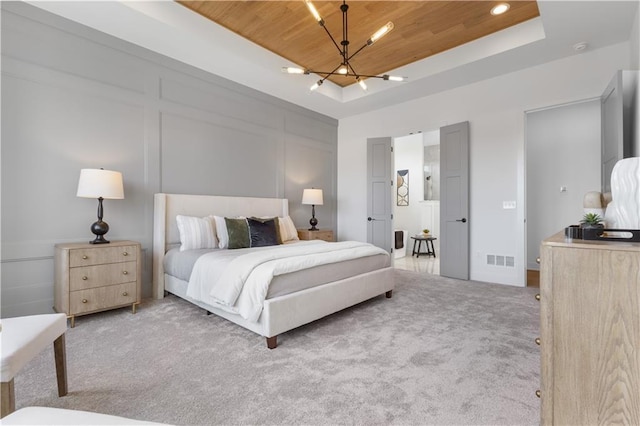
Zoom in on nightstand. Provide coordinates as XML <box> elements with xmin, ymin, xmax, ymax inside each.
<box><xmin>297</xmin><ymin>229</ymin><xmax>334</xmax><ymax>242</ymax></box>
<box><xmin>54</xmin><ymin>240</ymin><xmax>141</xmax><ymax>327</ymax></box>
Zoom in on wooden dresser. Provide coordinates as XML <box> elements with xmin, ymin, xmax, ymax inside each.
<box><xmin>54</xmin><ymin>240</ymin><xmax>141</xmax><ymax>327</ymax></box>
<box><xmin>297</xmin><ymin>229</ymin><xmax>334</xmax><ymax>242</ymax></box>
<box><xmin>539</xmin><ymin>232</ymin><xmax>640</xmax><ymax>425</ymax></box>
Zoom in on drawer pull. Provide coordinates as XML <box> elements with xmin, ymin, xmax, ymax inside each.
<box><xmin>123</xmin><ymin>270</ymin><xmax>128</xmax><ymax>275</ymax></box>
<box><xmin>535</xmin><ymin>337</ymin><xmax>541</xmax><ymax>346</ymax></box>
<box><xmin>82</xmin><ymin>255</ymin><xmax>88</xmax><ymax>260</ymax></box>
<box><xmin>535</xmin><ymin>390</ymin><xmax>541</xmax><ymax>398</ymax></box>
<box><xmin>82</xmin><ymin>299</ymin><xmax>88</xmax><ymax>303</ymax></box>
<box><xmin>122</xmin><ymin>292</ymin><xmax>128</xmax><ymax>296</ymax></box>
<box><xmin>82</xmin><ymin>276</ymin><xmax>88</xmax><ymax>281</ymax></box>
<box><xmin>123</xmin><ymin>252</ymin><xmax>128</xmax><ymax>256</ymax></box>
<box><xmin>535</xmin><ymin>293</ymin><xmax>540</xmax><ymax>301</ymax></box>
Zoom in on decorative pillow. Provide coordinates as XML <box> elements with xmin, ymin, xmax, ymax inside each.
<box><xmin>279</xmin><ymin>216</ymin><xmax>299</xmax><ymax>242</ymax></box>
<box><xmin>213</xmin><ymin>216</ymin><xmax>229</xmax><ymax>249</ymax></box>
<box><xmin>254</xmin><ymin>216</ymin><xmax>284</xmax><ymax>244</ymax></box>
<box><xmin>176</xmin><ymin>215</ymin><xmax>217</xmax><ymax>251</ymax></box>
<box><xmin>248</xmin><ymin>217</ymin><xmax>280</xmax><ymax>247</ymax></box>
<box><xmin>225</xmin><ymin>217</ymin><xmax>250</xmax><ymax>249</ymax></box>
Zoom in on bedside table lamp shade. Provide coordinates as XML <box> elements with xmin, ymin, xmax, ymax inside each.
<box><xmin>302</xmin><ymin>188</ymin><xmax>323</xmax><ymax>231</ymax></box>
<box><xmin>77</xmin><ymin>168</ymin><xmax>124</xmax><ymax>244</ymax></box>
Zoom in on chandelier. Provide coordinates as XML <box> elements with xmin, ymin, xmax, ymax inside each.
<box><xmin>282</xmin><ymin>0</ymin><xmax>408</xmax><ymax>91</ymax></box>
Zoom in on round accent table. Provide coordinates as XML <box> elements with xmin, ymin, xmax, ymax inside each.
<box><xmin>410</xmin><ymin>235</ymin><xmax>437</xmax><ymax>258</ymax></box>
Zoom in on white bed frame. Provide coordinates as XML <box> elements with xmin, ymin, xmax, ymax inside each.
<box><xmin>152</xmin><ymin>193</ymin><xmax>394</xmax><ymax>349</ymax></box>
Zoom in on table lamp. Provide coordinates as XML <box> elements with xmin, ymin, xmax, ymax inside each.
<box><xmin>77</xmin><ymin>168</ymin><xmax>124</xmax><ymax>244</ymax></box>
<box><xmin>302</xmin><ymin>188</ymin><xmax>323</xmax><ymax>231</ymax></box>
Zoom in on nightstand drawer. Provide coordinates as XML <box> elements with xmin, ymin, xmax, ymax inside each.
<box><xmin>70</xmin><ymin>282</ymin><xmax>137</xmax><ymax>315</ymax></box>
<box><xmin>297</xmin><ymin>229</ymin><xmax>334</xmax><ymax>242</ymax></box>
<box><xmin>69</xmin><ymin>245</ymin><xmax>137</xmax><ymax>267</ymax></box>
<box><xmin>69</xmin><ymin>261</ymin><xmax>138</xmax><ymax>291</ymax></box>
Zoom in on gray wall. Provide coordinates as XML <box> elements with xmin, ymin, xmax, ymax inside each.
<box><xmin>0</xmin><ymin>2</ymin><xmax>338</xmax><ymax>318</ymax></box>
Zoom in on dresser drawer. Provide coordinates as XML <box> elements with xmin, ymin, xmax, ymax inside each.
<box><xmin>70</xmin><ymin>282</ymin><xmax>137</xmax><ymax>315</ymax></box>
<box><xmin>69</xmin><ymin>261</ymin><xmax>137</xmax><ymax>291</ymax></box>
<box><xmin>69</xmin><ymin>245</ymin><xmax>137</xmax><ymax>267</ymax></box>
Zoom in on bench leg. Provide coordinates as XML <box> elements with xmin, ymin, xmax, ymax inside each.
<box><xmin>1</xmin><ymin>379</ymin><xmax>15</xmax><ymax>418</ymax></box>
<box><xmin>266</xmin><ymin>336</ymin><xmax>277</xmax><ymax>349</ymax></box>
<box><xmin>54</xmin><ymin>334</ymin><xmax>68</xmax><ymax>397</ymax></box>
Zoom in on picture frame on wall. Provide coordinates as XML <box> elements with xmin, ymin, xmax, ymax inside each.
<box><xmin>397</xmin><ymin>169</ymin><xmax>409</xmax><ymax>206</ymax></box>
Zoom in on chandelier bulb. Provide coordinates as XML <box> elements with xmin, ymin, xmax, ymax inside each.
<box><xmin>357</xmin><ymin>78</ymin><xmax>368</xmax><ymax>91</ymax></box>
<box><xmin>310</xmin><ymin>80</ymin><xmax>323</xmax><ymax>91</ymax></box>
<box><xmin>384</xmin><ymin>75</ymin><xmax>407</xmax><ymax>82</ymax></box>
<box><xmin>338</xmin><ymin>66</ymin><xmax>348</xmax><ymax>75</ymax></box>
<box><xmin>282</xmin><ymin>67</ymin><xmax>305</xmax><ymax>74</ymax></box>
<box><xmin>305</xmin><ymin>0</ymin><xmax>324</xmax><ymax>25</ymax></box>
<box><xmin>368</xmin><ymin>21</ymin><xmax>394</xmax><ymax>45</ymax></box>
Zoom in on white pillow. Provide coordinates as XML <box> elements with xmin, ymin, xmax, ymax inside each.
<box><xmin>176</xmin><ymin>215</ymin><xmax>217</xmax><ymax>251</ymax></box>
<box><xmin>212</xmin><ymin>216</ymin><xmax>229</xmax><ymax>249</ymax></box>
<box><xmin>279</xmin><ymin>216</ymin><xmax>299</xmax><ymax>242</ymax></box>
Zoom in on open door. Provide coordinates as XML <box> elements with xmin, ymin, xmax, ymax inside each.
<box><xmin>367</xmin><ymin>137</ymin><xmax>393</xmax><ymax>252</ymax></box>
<box><xmin>440</xmin><ymin>122</ymin><xmax>470</xmax><ymax>280</ymax></box>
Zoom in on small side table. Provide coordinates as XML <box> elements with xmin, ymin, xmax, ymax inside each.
<box><xmin>54</xmin><ymin>240</ymin><xmax>141</xmax><ymax>327</ymax></box>
<box><xmin>411</xmin><ymin>235</ymin><xmax>437</xmax><ymax>258</ymax></box>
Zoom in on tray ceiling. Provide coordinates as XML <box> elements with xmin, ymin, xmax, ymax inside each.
<box><xmin>178</xmin><ymin>1</ymin><xmax>540</xmax><ymax>87</ymax></box>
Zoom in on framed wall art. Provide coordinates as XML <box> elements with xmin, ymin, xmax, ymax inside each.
<box><xmin>397</xmin><ymin>169</ymin><xmax>409</xmax><ymax>206</ymax></box>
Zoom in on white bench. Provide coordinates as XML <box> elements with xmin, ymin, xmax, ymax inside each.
<box><xmin>1</xmin><ymin>407</ymin><xmax>167</xmax><ymax>425</ymax></box>
<box><xmin>0</xmin><ymin>314</ymin><xmax>68</xmax><ymax>417</ymax></box>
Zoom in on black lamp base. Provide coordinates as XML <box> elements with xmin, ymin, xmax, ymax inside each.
<box><xmin>308</xmin><ymin>217</ymin><xmax>319</xmax><ymax>231</ymax></box>
<box><xmin>90</xmin><ymin>220</ymin><xmax>110</xmax><ymax>244</ymax></box>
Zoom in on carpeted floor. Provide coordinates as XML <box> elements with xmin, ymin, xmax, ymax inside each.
<box><xmin>13</xmin><ymin>269</ymin><xmax>540</xmax><ymax>425</ymax></box>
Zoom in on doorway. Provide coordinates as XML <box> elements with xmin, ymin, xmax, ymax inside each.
<box><xmin>392</xmin><ymin>130</ymin><xmax>441</xmax><ymax>274</ymax></box>
<box><xmin>525</xmin><ymin>98</ymin><xmax>601</xmax><ymax>285</ymax></box>
<box><xmin>367</xmin><ymin>121</ymin><xmax>469</xmax><ymax>278</ymax></box>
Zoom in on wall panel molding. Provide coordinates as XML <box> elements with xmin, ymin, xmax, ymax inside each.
<box><xmin>1</xmin><ymin>2</ymin><xmax>337</xmax><ymax>317</ymax></box>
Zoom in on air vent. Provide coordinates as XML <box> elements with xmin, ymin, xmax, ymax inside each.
<box><xmin>486</xmin><ymin>254</ymin><xmax>515</xmax><ymax>268</ymax></box>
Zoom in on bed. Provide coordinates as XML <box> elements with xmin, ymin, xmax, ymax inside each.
<box><xmin>152</xmin><ymin>193</ymin><xmax>394</xmax><ymax>349</ymax></box>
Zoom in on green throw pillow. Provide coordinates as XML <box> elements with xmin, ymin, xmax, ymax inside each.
<box><xmin>225</xmin><ymin>217</ymin><xmax>250</xmax><ymax>249</ymax></box>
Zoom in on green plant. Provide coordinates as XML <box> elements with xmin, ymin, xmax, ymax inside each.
<box><xmin>580</xmin><ymin>212</ymin><xmax>603</xmax><ymax>226</ymax></box>
<box><xmin>422</xmin><ymin>228</ymin><xmax>430</xmax><ymax>234</ymax></box>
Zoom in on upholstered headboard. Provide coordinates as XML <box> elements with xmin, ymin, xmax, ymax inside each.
<box><xmin>152</xmin><ymin>193</ymin><xmax>289</xmax><ymax>299</ymax></box>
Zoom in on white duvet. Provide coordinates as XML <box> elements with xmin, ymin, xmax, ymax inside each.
<box><xmin>186</xmin><ymin>240</ymin><xmax>388</xmax><ymax>322</ymax></box>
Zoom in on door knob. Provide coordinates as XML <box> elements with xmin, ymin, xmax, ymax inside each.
<box><xmin>367</xmin><ymin>217</ymin><xmax>376</xmax><ymax>221</ymax></box>
<box><xmin>456</xmin><ymin>218</ymin><xmax>467</xmax><ymax>223</ymax></box>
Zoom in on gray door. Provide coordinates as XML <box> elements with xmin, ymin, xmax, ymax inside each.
<box><xmin>440</xmin><ymin>122</ymin><xmax>470</xmax><ymax>280</ymax></box>
<box><xmin>367</xmin><ymin>137</ymin><xmax>393</xmax><ymax>252</ymax></box>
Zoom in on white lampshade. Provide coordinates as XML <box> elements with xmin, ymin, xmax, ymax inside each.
<box><xmin>302</xmin><ymin>188</ymin><xmax>323</xmax><ymax>205</ymax></box>
<box><xmin>77</xmin><ymin>169</ymin><xmax>124</xmax><ymax>199</ymax></box>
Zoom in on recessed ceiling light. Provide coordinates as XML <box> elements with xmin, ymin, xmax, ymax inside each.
<box><xmin>491</xmin><ymin>3</ymin><xmax>510</xmax><ymax>15</ymax></box>
<box><xmin>573</xmin><ymin>42</ymin><xmax>588</xmax><ymax>52</ymax></box>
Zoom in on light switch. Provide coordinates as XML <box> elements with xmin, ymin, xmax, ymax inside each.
<box><xmin>560</xmin><ymin>186</ymin><xmax>567</xmax><ymax>192</ymax></box>
<box><xmin>503</xmin><ymin>201</ymin><xmax>516</xmax><ymax>209</ymax></box>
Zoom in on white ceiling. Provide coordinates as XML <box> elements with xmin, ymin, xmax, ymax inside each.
<box><xmin>27</xmin><ymin>1</ymin><xmax>639</xmax><ymax>120</ymax></box>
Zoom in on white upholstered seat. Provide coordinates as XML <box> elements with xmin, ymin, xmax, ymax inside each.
<box><xmin>0</xmin><ymin>313</ymin><xmax>68</xmax><ymax>418</ymax></box>
<box><xmin>1</xmin><ymin>407</ymin><xmax>167</xmax><ymax>425</ymax></box>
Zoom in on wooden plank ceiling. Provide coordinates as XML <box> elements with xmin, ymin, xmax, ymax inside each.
<box><xmin>177</xmin><ymin>1</ymin><xmax>540</xmax><ymax>87</ymax></box>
